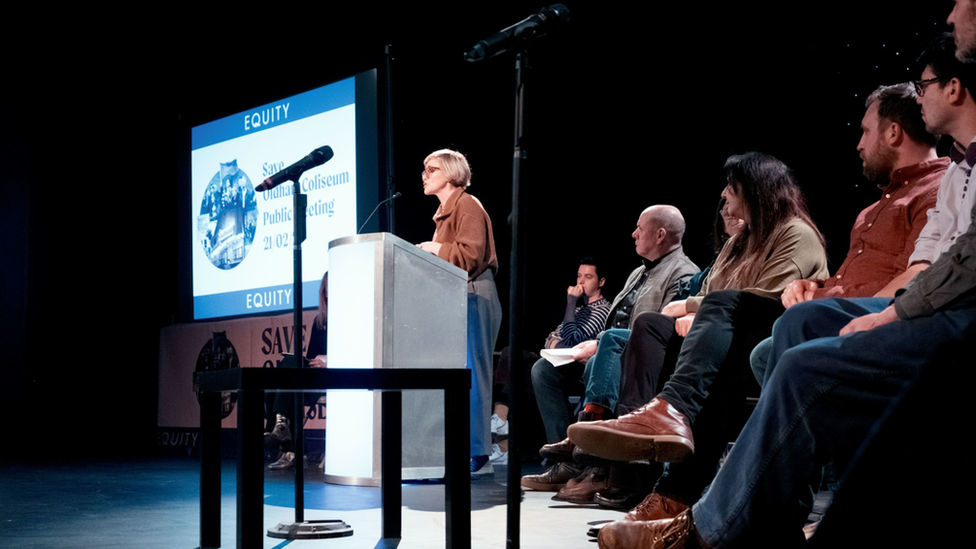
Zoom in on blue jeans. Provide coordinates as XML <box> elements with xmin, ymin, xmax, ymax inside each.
<box><xmin>692</xmin><ymin>298</ymin><xmax>976</xmax><ymax>547</ymax></box>
<box><xmin>467</xmin><ymin>274</ymin><xmax>502</xmax><ymax>457</ymax></box>
<box><xmin>748</xmin><ymin>335</ymin><xmax>773</xmax><ymax>386</ymax></box>
<box><xmin>581</xmin><ymin>313</ymin><xmax>684</xmax><ymax>417</ymax></box>
<box><xmin>582</xmin><ymin>328</ymin><xmax>630</xmax><ymax>410</ymax></box>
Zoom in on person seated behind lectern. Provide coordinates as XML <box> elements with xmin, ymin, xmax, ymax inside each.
<box><xmin>265</xmin><ymin>271</ymin><xmax>329</xmax><ymax>469</ymax></box>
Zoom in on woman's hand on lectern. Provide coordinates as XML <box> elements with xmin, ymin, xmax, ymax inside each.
<box><xmin>417</xmin><ymin>241</ymin><xmax>442</xmax><ymax>254</ymax></box>
<box><xmin>309</xmin><ymin>355</ymin><xmax>328</xmax><ymax>368</ymax></box>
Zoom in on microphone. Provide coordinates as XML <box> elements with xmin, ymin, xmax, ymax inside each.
<box><xmin>257</xmin><ymin>146</ymin><xmax>334</xmax><ymax>192</ymax></box>
<box><xmin>464</xmin><ymin>4</ymin><xmax>570</xmax><ymax>62</ymax></box>
<box><xmin>358</xmin><ymin>192</ymin><xmax>402</xmax><ymax>234</ymax></box>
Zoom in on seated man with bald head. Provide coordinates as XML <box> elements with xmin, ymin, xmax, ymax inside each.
<box><xmin>523</xmin><ymin>205</ymin><xmax>698</xmax><ymax>495</ymax></box>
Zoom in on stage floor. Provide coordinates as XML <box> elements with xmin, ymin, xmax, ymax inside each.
<box><xmin>0</xmin><ymin>456</ymin><xmax>624</xmax><ymax>548</ymax></box>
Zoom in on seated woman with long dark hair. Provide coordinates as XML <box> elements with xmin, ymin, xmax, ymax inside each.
<box><xmin>568</xmin><ymin>152</ymin><xmax>828</xmax><ymax>516</ymax></box>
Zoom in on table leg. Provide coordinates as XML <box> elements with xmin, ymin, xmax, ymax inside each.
<box><xmin>201</xmin><ymin>391</ymin><xmax>221</xmax><ymax>548</ymax></box>
<box><xmin>237</xmin><ymin>389</ymin><xmax>264</xmax><ymax>549</ymax></box>
<box><xmin>444</xmin><ymin>385</ymin><xmax>470</xmax><ymax>549</ymax></box>
<box><xmin>381</xmin><ymin>391</ymin><xmax>402</xmax><ymax>540</ymax></box>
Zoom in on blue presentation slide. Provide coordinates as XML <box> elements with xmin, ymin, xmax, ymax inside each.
<box><xmin>191</xmin><ymin>77</ymin><xmax>358</xmax><ymax>319</ymax></box>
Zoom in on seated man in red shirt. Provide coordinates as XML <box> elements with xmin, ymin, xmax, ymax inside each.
<box><xmin>572</xmin><ymin>81</ymin><xmax>947</xmax><ymax>525</ymax></box>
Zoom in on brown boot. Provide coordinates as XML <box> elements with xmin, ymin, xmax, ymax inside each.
<box><xmin>520</xmin><ymin>461</ymin><xmax>581</xmax><ymax>491</ymax></box>
<box><xmin>556</xmin><ymin>408</ymin><xmax>609</xmax><ymax>465</ymax></box>
<box><xmin>568</xmin><ymin>398</ymin><xmax>694</xmax><ymax>463</ymax></box>
<box><xmin>551</xmin><ymin>466</ymin><xmax>610</xmax><ymax>504</ymax></box>
<box><xmin>539</xmin><ymin>437</ymin><xmax>575</xmax><ymax>463</ymax></box>
<box><xmin>598</xmin><ymin>510</ymin><xmax>701</xmax><ymax>549</ymax></box>
<box><xmin>594</xmin><ymin>463</ymin><xmax>657</xmax><ymax>509</ymax></box>
<box><xmin>624</xmin><ymin>492</ymin><xmax>690</xmax><ymax>522</ymax></box>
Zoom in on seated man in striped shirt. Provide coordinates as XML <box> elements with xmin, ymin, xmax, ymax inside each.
<box><xmin>544</xmin><ymin>257</ymin><xmax>613</xmax><ymax>350</ymax></box>
<box><xmin>490</xmin><ymin>256</ymin><xmax>612</xmax><ymax>464</ymax></box>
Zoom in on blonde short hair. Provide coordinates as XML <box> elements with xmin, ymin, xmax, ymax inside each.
<box><xmin>425</xmin><ymin>149</ymin><xmax>471</xmax><ymax>188</ymax></box>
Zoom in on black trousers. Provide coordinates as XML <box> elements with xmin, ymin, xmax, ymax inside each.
<box><xmin>625</xmin><ymin>290</ymin><xmax>785</xmax><ymax>503</ymax></box>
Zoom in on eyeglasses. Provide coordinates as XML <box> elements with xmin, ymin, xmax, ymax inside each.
<box><xmin>422</xmin><ymin>166</ymin><xmax>441</xmax><ymax>179</ymax></box>
<box><xmin>914</xmin><ymin>77</ymin><xmax>942</xmax><ymax>97</ymax></box>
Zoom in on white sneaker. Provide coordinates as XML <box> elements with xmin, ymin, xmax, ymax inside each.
<box><xmin>490</xmin><ymin>414</ymin><xmax>509</xmax><ymax>437</ymax></box>
<box><xmin>489</xmin><ymin>443</ymin><xmax>508</xmax><ymax>465</ymax></box>
<box><xmin>470</xmin><ymin>455</ymin><xmax>494</xmax><ymax>477</ymax></box>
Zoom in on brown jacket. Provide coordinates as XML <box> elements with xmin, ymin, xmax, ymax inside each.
<box><xmin>433</xmin><ymin>188</ymin><xmax>498</xmax><ymax>281</ymax></box>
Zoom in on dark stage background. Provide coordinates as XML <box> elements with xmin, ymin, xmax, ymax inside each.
<box><xmin>0</xmin><ymin>1</ymin><xmax>954</xmax><ymax>457</ymax></box>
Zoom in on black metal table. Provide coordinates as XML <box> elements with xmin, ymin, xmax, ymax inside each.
<box><xmin>195</xmin><ymin>367</ymin><xmax>471</xmax><ymax>549</ymax></box>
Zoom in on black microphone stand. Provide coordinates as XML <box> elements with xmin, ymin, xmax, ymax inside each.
<box><xmin>505</xmin><ymin>48</ymin><xmax>529</xmax><ymax>549</ymax></box>
<box><xmin>467</xmin><ymin>7</ymin><xmax>569</xmax><ymax>543</ymax></box>
<box><xmin>266</xmin><ymin>167</ymin><xmax>353</xmax><ymax>541</ymax></box>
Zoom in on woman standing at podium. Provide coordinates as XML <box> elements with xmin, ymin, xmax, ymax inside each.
<box><xmin>417</xmin><ymin>149</ymin><xmax>503</xmax><ymax>477</ymax></box>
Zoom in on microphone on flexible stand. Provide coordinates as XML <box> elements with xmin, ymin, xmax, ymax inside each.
<box><xmin>358</xmin><ymin>192</ymin><xmax>402</xmax><ymax>234</ymax></box>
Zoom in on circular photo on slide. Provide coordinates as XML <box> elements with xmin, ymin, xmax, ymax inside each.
<box><xmin>198</xmin><ymin>160</ymin><xmax>259</xmax><ymax>270</ymax></box>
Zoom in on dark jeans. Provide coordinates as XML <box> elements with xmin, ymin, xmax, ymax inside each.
<box><xmin>494</xmin><ymin>346</ymin><xmax>539</xmax><ymax>407</ymax></box>
<box><xmin>650</xmin><ymin>290</ymin><xmax>784</xmax><ymax>503</ymax></box>
<box><xmin>808</xmin><ymin>340</ymin><xmax>967</xmax><ymax>548</ymax></box>
<box><xmin>531</xmin><ymin>357</ymin><xmax>585</xmax><ymax>443</ymax></box>
<box><xmin>692</xmin><ymin>299</ymin><xmax>976</xmax><ymax>547</ymax></box>
<box><xmin>616</xmin><ymin>313</ymin><xmax>683</xmax><ymax>415</ymax></box>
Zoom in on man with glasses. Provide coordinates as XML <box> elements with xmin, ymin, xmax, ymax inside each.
<box><xmin>597</xmin><ymin>80</ymin><xmax>947</xmax><ymax>526</ymax></box>
<box><xmin>910</xmin><ymin>33</ymin><xmax>976</xmax><ymax>276</ymax></box>
<box><xmin>595</xmin><ymin>31</ymin><xmax>976</xmax><ymax>549</ymax></box>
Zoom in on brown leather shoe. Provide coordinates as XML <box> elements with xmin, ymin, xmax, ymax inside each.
<box><xmin>572</xmin><ymin>442</ymin><xmax>621</xmax><ymax>468</ymax></box>
<box><xmin>598</xmin><ymin>510</ymin><xmax>700</xmax><ymax>549</ymax></box>
<box><xmin>568</xmin><ymin>398</ymin><xmax>694</xmax><ymax>462</ymax></box>
<box><xmin>520</xmin><ymin>461</ymin><xmax>581</xmax><ymax>491</ymax></box>
<box><xmin>594</xmin><ymin>485</ymin><xmax>645</xmax><ymax>510</ymax></box>
<box><xmin>539</xmin><ymin>437</ymin><xmax>575</xmax><ymax>462</ymax></box>
<box><xmin>594</xmin><ymin>463</ymin><xmax>655</xmax><ymax>509</ymax></box>
<box><xmin>552</xmin><ymin>466</ymin><xmax>610</xmax><ymax>504</ymax></box>
<box><xmin>624</xmin><ymin>492</ymin><xmax>690</xmax><ymax>522</ymax></box>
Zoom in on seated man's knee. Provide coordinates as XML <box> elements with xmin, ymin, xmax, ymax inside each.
<box><xmin>531</xmin><ymin>358</ymin><xmax>557</xmax><ymax>388</ymax></box>
<box><xmin>750</xmin><ymin>336</ymin><xmax>773</xmax><ymax>386</ymax></box>
<box><xmin>601</xmin><ymin>328</ymin><xmax>630</xmax><ymax>348</ymax></box>
<box><xmin>698</xmin><ymin>289</ymin><xmax>742</xmax><ymax>310</ymax></box>
<box><xmin>773</xmin><ymin>300</ymin><xmax>833</xmax><ymax>341</ymax></box>
<box><xmin>632</xmin><ymin>312</ymin><xmax>674</xmax><ymax>335</ymax></box>
<box><xmin>765</xmin><ymin>344</ymin><xmax>821</xmax><ymax>390</ymax></box>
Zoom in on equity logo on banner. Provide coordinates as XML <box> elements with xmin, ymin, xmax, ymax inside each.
<box><xmin>157</xmin><ymin>311</ymin><xmax>327</xmax><ymax>432</ymax></box>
